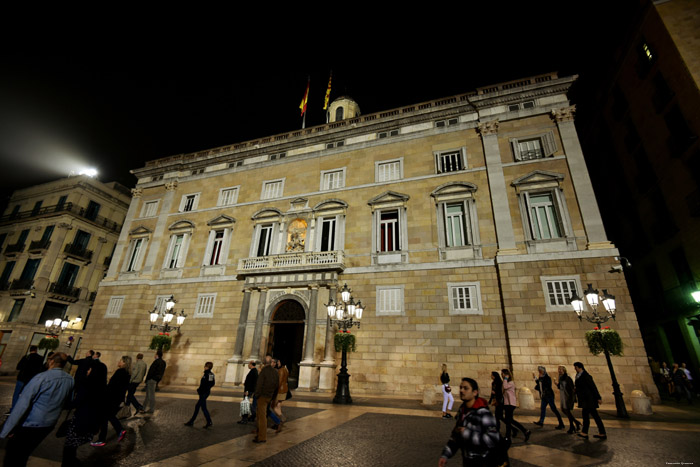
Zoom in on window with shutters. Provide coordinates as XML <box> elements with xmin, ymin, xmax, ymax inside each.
<box><xmin>447</xmin><ymin>282</ymin><xmax>482</xmax><ymax>315</ymax></box>
<box><xmin>125</xmin><ymin>238</ymin><xmax>145</xmax><ymax>272</ymax></box>
<box><xmin>368</xmin><ymin>191</ymin><xmax>409</xmax><ymax>265</ymax></box>
<box><xmin>313</xmin><ymin>200</ymin><xmax>347</xmax><ymax>253</ymax></box>
<box><xmin>250</xmin><ymin>209</ymin><xmax>281</xmax><ymax>258</ymax></box>
<box><xmin>218</xmin><ymin>187</ymin><xmax>239</xmax><ymax>206</ymax></box>
<box><xmin>141</xmin><ymin>200</ymin><xmax>159</xmax><ymax>218</ymax></box>
<box><xmin>434</xmin><ymin>148</ymin><xmax>466</xmax><ymax>174</ymax></box>
<box><xmin>375</xmin><ymin>158</ymin><xmax>403</xmax><ymax>183</ymax></box>
<box><xmin>540</xmin><ymin>276</ymin><xmax>581</xmax><ymax>312</ymax></box>
<box><xmin>510</xmin><ymin>132</ymin><xmax>557</xmax><ymax>161</ymax></box>
<box><xmin>194</xmin><ymin>293</ymin><xmax>216</xmax><ymax>318</ymax></box>
<box><xmin>321</xmin><ymin>168</ymin><xmax>346</xmax><ymax>191</ymax></box>
<box><xmin>431</xmin><ymin>182</ymin><xmax>481</xmax><ymax>260</ymax></box>
<box><xmin>179</xmin><ymin>193</ymin><xmax>200</xmax><ymax>212</ymax></box>
<box><xmin>106</xmin><ymin>296</ymin><xmax>125</xmax><ymax>318</ymax></box>
<box><xmin>376</xmin><ymin>286</ymin><xmax>404</xmax><ymax>316</ymax></box>
<box><xmin>261</xmin><ymin>179</ymin><xmax>285</xmax><ymax>200</ymax></box>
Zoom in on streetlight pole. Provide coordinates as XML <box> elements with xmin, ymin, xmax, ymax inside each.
<box><xmin>569</xmin><ymin>283</ymin><xmax>629</xmax><ymax>419</ymax></box>
<box><xmin>325</xmin><ymin>283</ymin><xmax>364</xmax><ymax>404</ymax></box>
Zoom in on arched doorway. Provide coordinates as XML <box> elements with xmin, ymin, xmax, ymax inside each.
<box><xmin>267</xmin><ymin>300</ymin><xmax>305</xmax><ymax>389</ymax></box>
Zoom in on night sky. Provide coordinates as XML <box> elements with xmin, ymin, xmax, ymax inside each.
<box><xmin>0</xmin><ymin>2</ymin><xmax>636</xmax><ymax>210</ymax></box>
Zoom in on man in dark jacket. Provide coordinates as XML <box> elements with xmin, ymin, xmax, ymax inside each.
<box><xmin>532</xmin><ymin>366</ymin><xmax>564</xmax><ymax>429</ymax></box>
<box><xmin>184</xmin><ymin>361</ymin><xmax>215</xmax><ymax>428</ymax></box>
<box><xmin>574</xmin><ymin>362</ymin><xmax>607</xmax><ymax>440</ymax></box>
<box><xmin>12</xmin><ymin>346</ymin><xmax>45</xmax><ymax>410</ymax></box>
<box><xmin>66</xmin><ymin>349</ymin><xmax>95</xmax><ymax>396</ymax></box>
<box><xmin>238</xmin><ymin>361</ymin><xmax>258</xmax><ymax>424</ymax></box>
<box><xmin>142</xmin><ymin>351</ymin><xmax>166</xmax><ymax>414</ymax></box>
<box><xmin>439</xmin><ymin>377</ymin><xmax>504</xmax><ymax>466</ymax></box>
<box><xmin>253</xmin><ymin>356</ymin><xmax>278</xmax><ymax>443</ymax></box>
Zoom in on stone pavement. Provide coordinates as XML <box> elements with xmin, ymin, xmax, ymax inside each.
<box><xmin>0</xmin><ymin>378</ymin><xmax>698</xmax><ymax>466</ymax></box>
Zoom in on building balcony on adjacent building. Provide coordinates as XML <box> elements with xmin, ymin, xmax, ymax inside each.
<box><xmin>64</xmin><ymin>243</ymin><xmax>93</xmax><ymax>262</ymax></box>
<box><xmin>4</xmin><ymin>242</ymin><xmax>25</xmax><ymax>256</ymax></box>
<box><xmin>0</xmin><ymin>281</ymin><xmax>10</xmax><ymax>291</ymax></box>
<box><xmin>0</xmin><ymin>202</ymin><xmax>121</xmax><ymax>233</ymax></box>
<box><xmin>238</xmin><ymin>250</ymin><xmax>345</xmax><ymax>274</ymax></box>
<box><xmin>48</xmin><ymin>282</ymin><xmax>81</xmax><ymax>302</ymax></box>
<box><xmin>28</xmin><ymin>238</ymin><xmax>51</xmax><ymax>254</ymax></box>
<box><xmin>9</xmin><ymin>279</ymin><xmax>33</xmax><ymax>291</ymax></box>
<box><xmin>88</xmin><ymin>291</ymin><xmax>97</xmax><ymax>302</ymax></box>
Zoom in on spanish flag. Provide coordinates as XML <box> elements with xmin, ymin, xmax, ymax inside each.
<box><xmin>299</xmin><ymin>77</ymin><xmax>310</xmax><ymax>116</ymax></box>
<box><xmin>323</xmin><ymin>71</ymin><xmax>333</xmax><ymax>110</ymax></box>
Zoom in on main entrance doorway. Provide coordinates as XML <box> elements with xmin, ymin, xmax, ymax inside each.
<box><xmin>267</xmin><ymin>300</ymin><xmax>305</xmax><ymax>389</ymax></box>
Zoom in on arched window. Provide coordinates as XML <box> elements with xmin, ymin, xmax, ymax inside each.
<box><xmin>335</xmin><ymin>106</ymin><xmax>344</xmax><ymax>121</ymax></box>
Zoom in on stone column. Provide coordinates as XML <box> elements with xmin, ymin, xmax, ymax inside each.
<box><xmin>225</xmin><ymin>288</ymin><xmax>252</xmax><ymax>385</ymax></box>
<box><xmin>552</xmin><ymin>106</ymin><xmax>612</xmax><ymax>249</ymax></box>
<box><xmin>106</xmin><ymin>188</ymin><xmax>143</xmax><ymax>280</ymax></box>
<box><xmin>478</xmin><ymin>120</ymin><xmax>518</xmax><ymax>255</ymax></box>
<box><xmin>248</xmin><ymin>287</ymin><xmax>268</xmax><ymax>361</ymax></box>
<box><xmin>298</xmin><ymin>284</ymin><xmax>319</xmax><ymax>389</ymax></box>
<box><xmin>319</xmin><ymin>286</ymin><xmax>338</xmax><ymax>391</ymax></box>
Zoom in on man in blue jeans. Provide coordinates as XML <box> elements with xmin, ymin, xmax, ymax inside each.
<box><xmin>532</xmin><ymin>366</ymin><xmax>564</xmax><ymax>429</ymax></box>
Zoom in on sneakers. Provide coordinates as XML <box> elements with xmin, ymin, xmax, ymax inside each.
<box><xmin>118</xmin><ymin>430</ymin><xmax>127</xmax><ymax>442</ymax></box>
<box><xmin>90</xmin><ymin>441</ymin><xmax>106</xmax><ymax>447</ymax></box>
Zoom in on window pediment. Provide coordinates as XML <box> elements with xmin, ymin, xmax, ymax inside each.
<box><xmin>207</xmin><ymin>215</ymin><xmax>236</xmax><ymax>228</ymax></box>
<box><xmin>367</xmin><ymin>191</ymin><xmax>410</xmax><ymax>210</ymax></box>
<box><xmin>129</xmin><ymin>226</ymin><xmax>152</xmax><ymax>237</ymax></box>
<box><xmin>313</xmin><ymin>199</ymin><xmax>348</xmax><ymax>215</ymax></box>
<box><xmin>511</xmin><ymin>170</ymin><xmax>564</xmax><ymax>192</ymax></box>
<box><xmin>251</xmin><ymin>208</ymin><xmax>282</xmax><ymax>223</ymax></box>
<box><xmin>431</xmin><ymin>182</ymin><xmax>478</xmax><ymax>202</ymax></box>
<box><xmin>168</xmin><ymin>220</ymin><xmax>195</xmax><ymax>232</ymax></box>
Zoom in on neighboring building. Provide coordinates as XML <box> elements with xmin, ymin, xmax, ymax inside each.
<box><xmin>0</xmin><ymin>175</ymin><xmax>131</xmax><ymax>367</ymax></box>
<box><xmin>575</xmin><ymin>0</ymin><xmax>700</xmax><ymax>376</ymax></box>
<box><xmin>83</xmin><ymin>72</ymin><xmax>657</xmax><ymax>401</ymax></box>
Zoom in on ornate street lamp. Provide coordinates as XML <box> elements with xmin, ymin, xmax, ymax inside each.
<box><xmin>325</xmin><ymin>283</ymin><xmax>364</xmax><ymax>404</ymax></box>
<box><xmin>148</xmin><ymin>295</ymin><xmax>187</xmax><ymax>333</ymax></box>
<box><xmin>44</xmin><ymin>315</ymin><xmax>80</xmax><ymax>335</ymax></box>
<box><xmin>569</xmin><ymin>284</ymin><xmax>629</xmax><ymax>418</ymax></box>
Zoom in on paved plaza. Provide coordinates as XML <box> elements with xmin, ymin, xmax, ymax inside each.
<box><xmin>0</xmin><ymin>378</ymin><xmax>698</xmax><ymax>466</ymax></box>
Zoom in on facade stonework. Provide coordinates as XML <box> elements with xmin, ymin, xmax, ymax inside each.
<box><xmin>80</xmin><ymin>73</ymin><xmax>657</xmax><ymax>400</ymax></box>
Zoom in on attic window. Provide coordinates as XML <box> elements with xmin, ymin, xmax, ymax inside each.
<box><xmin>435</xmin><ymin>118</ymin><xmax>458</xmax><ymax>128</ymax></box>
<box><xmin>378</xmin><ymin>129</ymin><xmax>399</xmax><ymax>138</ymax></box>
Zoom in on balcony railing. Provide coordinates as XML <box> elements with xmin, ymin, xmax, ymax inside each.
<box><xmin>9</xmin><ymin>279</ymin><xmax>33</xmax><ymax>290</ymax></box>
<box><xmin>28</xmin><ymin>238</ymin><xmax>51</xmax><ymax>253</ymax></box>
<box><xmin>48</xmin><ymin>282</ymin><xmax>81</xmax><ymax>299</ymax></box>
<box><xmin>0</xmin><ymin>202</ymin><xmax>121</xmax><ymax>232</ymax></box>
<box><xmin>238</xmin><ymin>250</ymin><xmax>345</xmax><ymax>273</ymax></box>
<box><xmin>64</xmin><ymin>243</ymin><xmax>93</xmax><ymax>262</ymax></box>
<box><xmin>4</xmin><ymin>242</ymin><xmax>25</xmax><ymax>255</ymax></box>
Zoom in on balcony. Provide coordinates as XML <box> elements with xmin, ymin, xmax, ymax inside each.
<box><xmin>4</xmin><ymin>242</ymin><xmax>25</xmax><ymax>256</ymax></box>
<box><xmin>9</xmin><ymin>279</ymin><xmax>33</xmax><ymax>291</ymax></box>
<box><xmin>64</xmin><ymin>243</ymin><xmax>93</xmax><ymax>262</ymax></box>
<box><xmin>28</xmin><ymin>238</ymin><xmax>51</xmax><ymax>254</ymax></box>
<box><xmin>48</xmin><ymin>282</ymin><xmax>80</xmax><ymax>302</ymax></box>
<box><xmin>238</xmin><ymin>250</ymin><xmax>345</xmax><ymax>274</ymax></box>
<box><xmin>0</xmin><ymin>202</ymin><xmax>121</xmax><ymax>233</ymax></box>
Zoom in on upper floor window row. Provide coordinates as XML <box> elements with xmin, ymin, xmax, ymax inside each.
<box><xmin>510</xmin><ymin>131</ymin><xmax>557</xmax><ymax>162</ymax></box>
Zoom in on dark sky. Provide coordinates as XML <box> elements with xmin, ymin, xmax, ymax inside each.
<box><xmin>0</xmin><ymin>2</ymin><xmax>636</xmax><ymax>208</ymax></box>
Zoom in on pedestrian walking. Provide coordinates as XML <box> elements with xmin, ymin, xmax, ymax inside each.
<box><xmin>273</xmin><ymin>358</ymin><xmax>289</xmax><ymax>425</ymax></box>
<box><xmin>11</xmin><ymin>345</ymin><xmax>45</xmax><ymax>411</ymax></box>
<box><xmin>239</xmin><ymin>361</ymin><xmax>258</xmax><ymax>424</ymax></box>
<box><xmin>501</xmin><ymin>369</ymin><xmax>530</xmax><ymax>442</ymax></box>
<box><xmin>253</xmin><ymin>355</ymin><xmax>279</xmax><ymax>443</ymax></box>
<box><xmin>62</xmin><ymin>357</ymin><xmax>108</xmax><ymax>466</ymax></box>
<box><xmin>532</xmin><ymin>366</ymin><xmax>564</xmax><ymax>429</ymax></box>
<box><xmin>67</xmin><ymin>350</ymin><xmax>95</xmax><ymax>395</ymax></box>
<box><xmin>126</xmin><ymin>353</ymin><xmax>147</xmax><ymax>411</ymax></box>
<box><xmin>488</xmin><ymin>372</ymin><xmax>504</xmax><ymax>433</ymax></box>
<box><xmin>573</xmin><ymin>362</ymin><xmax>607</xmax><ymax>440</ymax></box>
<box><xmin>672</xmin><ymin>363</ymin><xmax>692</xmax><ymax>404</ymax></box>
<box><xmin>681</xmin><ymin>363</ymin><xmax>697</xmax><ymax>397</ymax></box>
<box><xmin>142</xmin><ymin>350</ymin><xmax>166</xmax><ymax>414</ymax></box>
<box><xmin>438</xmin><ymin>377</ymin><xmax>507</xmax><ymax>466</ymax></box>
<box><xmin>92</xmin><ymin>356</ymin><xmax>131</xmax><ymax>446</ymax></box>
<box><xmin>440</xmin><ymin>363</ymin><xmax>454</xmax><ymax>419</ymax></box>
<box><xmin>555</xmin><ymin>365</ymin><xmax>581</xmax><ymax>434</ymax></box>
<box><xmin>660</xmin><ymin>361</ymin><xmax>673</xmax><ymax>395</ymax></box>
<box><xmin>184</xmin><ymin>361</ymin><xmax>216</xmax><ymax>428</ymax></box>
<box><xmin>1</xmin><ymin>352</ymin><xmax>74</xmax><ymax>467</ymax></box>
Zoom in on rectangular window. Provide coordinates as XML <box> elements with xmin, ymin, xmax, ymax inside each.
<box><xmin>168</xmin><ymin>234</ymin><xmax>185</xmax><ymax>268</ymax></box>
<box><xmin>376</xmin><ymin>286</ymin><xmax>404</xmax><ymax>316</ymax></box>
<box><xmin>540</xmin><ymin>276</ymin><xmax>581</xmax><ymax>312</ymax></box>
<box><xmin>126</xmin><ymin>238</ymin><xmax>145</xmax><ymax>272</ymax></box>
<box><xmin>518</xmin><ymin>139</ymin><xmax>543</xmax><ymax>160</ymax></box>
<box><xmin>85</xmin><ymin>201</ymin><xmax>101</xmax><ymax>221</ymax></box>
<box><xmin>376</xmin><ymin>159</ymin><xmax>402</xmax><ymax>182</ymax></box>
<box><xmin>261</xmin><ymin>179</ymin><xmax>284</xmax><ymax>200</ymax></box>
<box><xmin>106</xmin><ymin>296</ymin><xmax>125</xmax><ymax>318</ymax></box>
<box><xmin>56</xmin><ymin>196</ymin><xmax>67</xmax><ymax>210</ymax></box>
<box><xmin>41</xmin><ymin>225</ymin><xmax>54</xmax><ymax>243</ymax></box>
<box><xmin>527</xmin><ymin>192</ymin><xmax>562</xmax><ymax>240</ymax></box>
<box><xmin>31</xmin><ymin>201</ymin><xmax>43</xmax><ymax>216</ymax></box>
<box><xmin>256</xmin><ymin>225</ymin><xmax>273</xmax><ymax>257</ymax></box>
<box><xmin>379</xmin><ymin>210</ymin><xmax>400</xmax><ymax>252</ymax></box>
<box><xmin>0</xmin><ymin>261</ymin><xmax>15</xmax><ymax>287</ymax></box>
<box><xmin>511</xmin><ymin>132</ymin><xmax>556</xmax><ymax>161</ymax></box>
<box><xmin>57</xmin><ymin>262</ymin><xmax>79</xmax><ymax>287</ymax></box>
<box><xmin>436</xmin><ymin>150</ymin><xmax>464</xmax><ymax>173</ymax></box>
<box><xmin>319</xmin><ymin>217</ymin><xmax>336</xmax><ymax>251</ymax></box>
<box><xmin>141</xmin><ymin>200</ymin><xmax>159</xmax><ymax>217</ymax></box>
<box><xmin>444</xmin><ymin>203</ymin><xmax>468</xmax><ymax>247</ymax></box>
<box><xmin>208</xmin><ymin>230</ymin><xmax>225</xmax><ymax>265</ymax></box>
<box><xmin>20</xmin><ymin>259</ymin><xmax>41</xmax><ymax>282</ymax></box>
<box><xmin>218</xmin><ymin>187</ymin><xmax>239</xmax><ymax>206</ymax></box>
<box><xmin>194</xmin><ymin>293</ymin><xmax>216</xmax><ymax>318</ymax></box>
<box><xmin>8</xmin><ymin>299</ymin><xmax>25</xmax><ymax>322</ymax></box>
<box><xmin>378</xmin><ymin>129</ymin><xmax>399</xmax><ymax>138</ymax></box>
<box><xmin>436</xmin><ymin>118</ymin><xmax>458</xmax><ymax>128</ymax></box>
<box><xmin>321</xmin><ymin>169</ymin><xmax>345</xmax><ymax>190</ymax></box>
<box><xmin>179</xmin><ymin>194</ymin><xmax>200</xmax><ymax>212</ymax></box>
<box><xmin>448</xmin><ymin>283</ymin><xmax>482</xmax><ymax>315</ymax></box>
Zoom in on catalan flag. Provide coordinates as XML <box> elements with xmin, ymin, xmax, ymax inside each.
<box><xmin>323</xmin><ymin>71</ymin><xmax>333</xmax><ymax>110</ymax></box>
<box><xmin>299</xmin><ymin>77</ymin><xmax>310</xmax><ymax>116</ymax></box>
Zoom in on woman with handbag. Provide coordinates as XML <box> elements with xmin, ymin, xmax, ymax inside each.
<box><xmin>92</xmin><ymin>356</ymin><xmax>131</xmax><ymax>446</ymax></box>
<box><xmin>555</xmin><ymin>365</ymin><xmax>582</xmax><ymax>434</ymax></box>
<box><xmin>440</xmin><ymin>363</ymin><xmax>454</xmax><ymax>419</ymax></box>
<box><xmin>501</xmin><ymin>369</ymin><xmax>530</xmax><ymax>442</ymax></box>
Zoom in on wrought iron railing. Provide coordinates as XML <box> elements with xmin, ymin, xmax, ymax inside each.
<box><xmin>0</xmin><ymin>202</ymin><xmax>121</xmax><ymax>232</ymax></box>
<box><xmin>49</xmin><ymin>282</ymin><xmax>80</xmax><ymax>299</ymax></box>
<box><xmin>64</xmin><ymin>243</ymin><xmax>93</xmax><ymax>261</ymax></box>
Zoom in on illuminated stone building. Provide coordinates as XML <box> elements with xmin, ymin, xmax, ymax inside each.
<box><xmin>0</xmin><ymin>175</ymin><xmax>130</xmax><ymax>365</ymax></box>
<box><xmin>83</xmin><ymin>72</ymin><xmax>657</xmax><ymax>400</ymax></box>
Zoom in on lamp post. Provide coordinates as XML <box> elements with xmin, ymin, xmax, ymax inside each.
<box><xmin>569</xmin><ymin>283</ymin><xmax>629</xmax><ymax>418</ymax></box>
<box><xmin>44</xmin><ymin>315</ymin><xmax>81</xmax><ymax>335</ymax></box>
<box><xmin>148</xmin><ymin>295</ymin><xmax>187</xmax><ymax>333</ymax></box>
<box><xmin>325</xmin><ymin>283</ymin><xmax>364</xmax><ymax>404</ymax></box>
